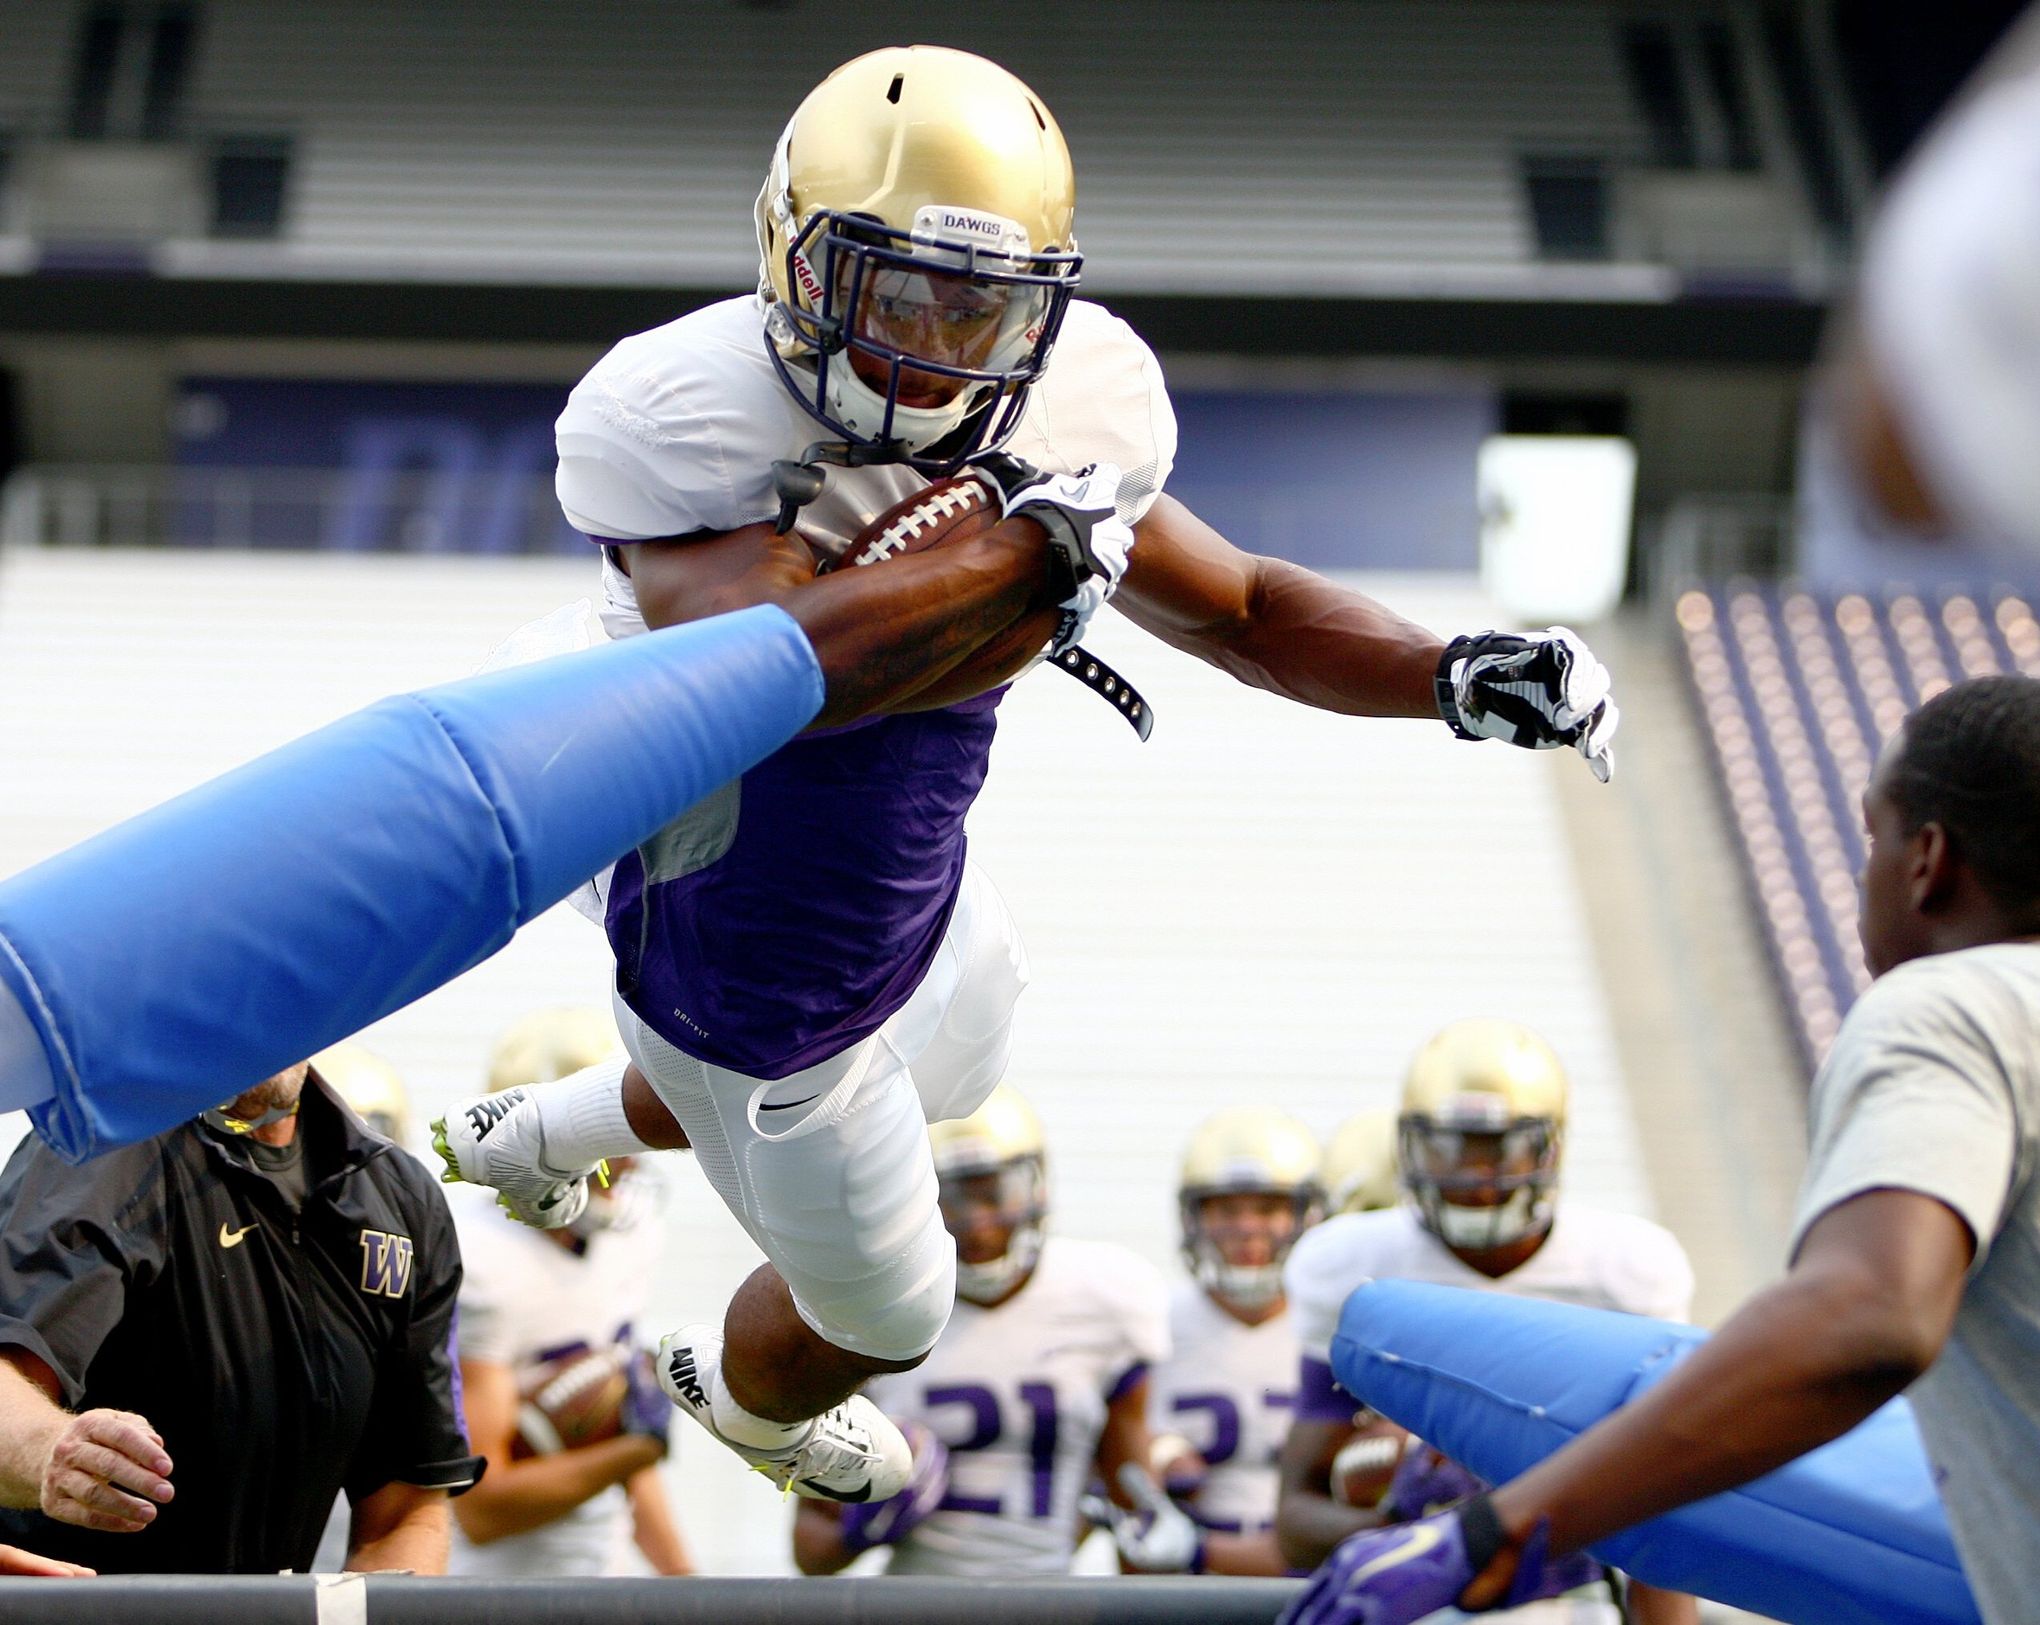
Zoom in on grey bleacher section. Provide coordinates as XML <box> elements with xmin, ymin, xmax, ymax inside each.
<box><xmin>1680</xmin><ymin>583</ymin><xmax>2040</xmax><ymax>1066</ymax></box>
<box><xmin>65</xmin><ymin>0</ymin><xmax>1677</xmax><ymax>294</ymax></box>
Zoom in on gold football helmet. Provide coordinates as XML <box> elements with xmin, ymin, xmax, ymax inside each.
<box><xmin>928</xmin><ymin>1083</ymin><xmax>1048</xmax><ymax>1304</ymax></box>
<box><xmin>756</xmin><ymin>45</ymin><xmax>1082</xmax><ymax>471</ymax></box>
<box><xmin>486</xmin><ymin>1006</ymin><xmax>623</xmax><ymax>1093</ymax></box>
<box><xmin>313</xmin><ymin>1042</ymin><xmax>412</xmax><ymax>1145</ymax></box>
<box><xmin>1322</xmin><ymin>1108</ymin><xmax>1401</xmax><ymax>1215</ymax></box>
<box><xmin>1177</xmin><ymin>1107</ymin><xmax>1324</xmax><ymax>1312</ymax></box>
<box><xmin>1398</xmin><ymin>1020</ymin><xmax>1567</xmax><ymax>1253</ymax></box>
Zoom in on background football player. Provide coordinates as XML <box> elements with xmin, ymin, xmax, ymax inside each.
<box><xmin>1276</xmin><ymin>1020</ymin><xmax>1696</xmax><ymax>1622</ymax></box>
<box><xmin>791</xmin><ymin>1086</ymin><xmax>1193</xmax><ymax>1578</ymax></box>
<box><xmin>446</xmin><ymin>1010</ymin><xmax>690</xmax><ymax>1578</ymax></box>
<box><xmin>433</xmin><ymin>43</ymin><xmax>1623</xmax><ymax>1517</ymax></box>
<box><xmin>1134</xmin><ymin>1107</ymin><xmax>1324</xmax><ymax>1576</ymax></box>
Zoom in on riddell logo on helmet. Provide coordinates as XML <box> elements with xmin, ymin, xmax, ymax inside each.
<box><xmin>791</xmin><ymin>251</ymin><xmax>825</xmax><ymax>306</ymax></box>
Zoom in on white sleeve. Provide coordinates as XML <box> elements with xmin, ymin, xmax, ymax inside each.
<box><xmin>1790</xmin><ymin>958</ymin><xmax>2023</xmax><ymax>1270</ymax></box>
<box><xmin>451</xmin><ymin>1210</ymin><xmax>523</xmax><ymax>1368</ymax></box>
<box><xmin>1020</xmin><ymin>301</ymin><xmax>1179</xmax><ymax>525</ymax></box>
<box><xmin>1608</xmin><ymin>1220</ymin><xmax>1696</xmax><ymax>1324</ymax></box>
<box><xmin>553</xmin><ymin>341</ymin><xmax>775</xmax><ymax>541</ymax></box>
<box><xmin>1282</xmin><ymin>1220</ymin><xmax>1357</xmax><ymax>1365</ymax></box>
<box><xmin>1118</xmin><ymin>1254</ymin><xmax>1172</xmax><ymax>1373</ymax></box>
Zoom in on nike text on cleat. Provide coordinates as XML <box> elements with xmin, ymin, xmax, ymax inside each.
<box><xmin>655</xmin><ymin>1324</ymin><xmax>911</xmax><ymax>1504</ymax></box>
<box><xmin>428</xmin><ymin>1086</ymin><xmax>592</xmax><ymax>1230</ymax></box>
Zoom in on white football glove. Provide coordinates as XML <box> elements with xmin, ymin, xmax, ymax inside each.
<box><xmin>974</xmin><ymin>455</ymin><xmax>1136</xmax><ymax>657</ymax></box>
<box><xmin>1081</xmin><ymin>1462</ymin><xmax>1206</xmax><ymax>1574</ymax></box>
<box><xmin>1435</xmin><ymin>625</ymin><xmax>1619</xmax><ymax>782</ymax></box>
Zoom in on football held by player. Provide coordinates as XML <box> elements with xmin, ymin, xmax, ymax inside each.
<box><xmin>431</xmin><ymin>43</ymin><xmax>1623</xmax><ymax>1513</ymax></box>
<box><xmin>1276</xmin><ymin>1021</ymin><xmax>1696</xmax><ymax>1622</ymax></box>
<box><xmin>1141</xmin><ymin>1108</ymin><xmax>1324</xmax><ymax>1577</ymax></box>
<box><xmin>790</xmin><ymin>1087</ymin><xmax>1189</xmax><ymax>1578</ymax></box>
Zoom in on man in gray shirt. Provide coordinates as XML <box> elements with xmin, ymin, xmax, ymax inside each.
<box><xmin>1284</xmin><ymin>673</ymin><xmax>2040</xmax><ymax>1624</ymax></box>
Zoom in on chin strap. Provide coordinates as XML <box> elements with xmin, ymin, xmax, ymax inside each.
<box><xmin>769</xmin><ymin>446</ymin><xmax>1155</xmax><ymax>740</ymax></box>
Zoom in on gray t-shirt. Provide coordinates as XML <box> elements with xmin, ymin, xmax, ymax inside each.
<box><xmin>1789</xmin><ymin>941</ymin><xmax>2040</xmax><ymax>1623</ymax></box>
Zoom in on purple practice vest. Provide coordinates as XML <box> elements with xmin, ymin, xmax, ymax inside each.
<box><xmin>606</xmin><ymin>689</ymin><xmax>1004</xmax><ymax>1077</ymax></box>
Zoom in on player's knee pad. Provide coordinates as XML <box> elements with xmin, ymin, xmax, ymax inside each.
<box><xmin>787</xmin><ymin>1195</ymin><xmax>957</xmax><ymax>1362</ymax></box>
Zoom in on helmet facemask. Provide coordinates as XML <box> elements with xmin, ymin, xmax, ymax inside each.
<box><xmin>936</xmin><ymin>1152</ymin><xmax>1048</xmax><ymax>1305</ymax></box>
<box><xmin>1179</xmin><ymin>1185</ymin><xmax>1320</xmax><ymax>1313</ymax></box>
<box><xmin>1400</xmin><ymin>1112</ymin><xmax>1560</xmax><ymax>1253</ymax></box>
<box><xmin>765</xmin><ymin>202</ymin><xmax>1078</xmax><ymax>473</ymax></box>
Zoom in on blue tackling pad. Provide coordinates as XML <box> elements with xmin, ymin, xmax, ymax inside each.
<box><xmin>1332</xmin><ymin>1278</ymin><xmax>1977</xmax><ymax>1625</ymax></box>
<box><xmin>0</xmin><ymin>605</ymin><xmax>823</xmax><ymax>1163</ymax></box>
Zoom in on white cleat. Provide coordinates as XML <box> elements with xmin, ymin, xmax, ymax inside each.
<box><xmin>656</xmin><ymin>1324</ymin><xmax>911</xmax><ymax>1503</ymax></box>
<box><xmin>429</xmin><ymin>1087</ymin><xmax>592</xmax><ymax>1230</ymax></box>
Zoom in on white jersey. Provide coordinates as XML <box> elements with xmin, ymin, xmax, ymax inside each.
<box><xmin>1286</xmin><ymin>1202</ymin><xmax>1694</xmax><ymax>1369</ymax></box>
<box><xmin>552</xmin><ymin>294</ymin><xmax>1178</xmax><ymax>642</ymax></box>
<box><xmin>864</xmin><ymin>1236</ymin><xmax>1169</xmax><ymax>1577</ymax></box>
<box><xmin>1148</xmin><ymin>1283</ymin><xmax>1298</xmax><ymax>1534</ymax></box>
<box><xmin>445</xmin><ymin>1174</ymin><xmax>669</xmax><ymax>1579</ymax></box>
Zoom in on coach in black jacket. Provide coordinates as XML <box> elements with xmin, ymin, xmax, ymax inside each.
<box><xmin>0</xmin><ymin>1058</ymin><xmax>481</xmax><ymax>1573</ymax></box>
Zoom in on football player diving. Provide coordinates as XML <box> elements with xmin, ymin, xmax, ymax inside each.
<box><xmin>1277</xmin><ymin>1021</ymin><xmax>1696</xmax><ymax>1621</ymax></box>
<box><xmin>432</xmin><ymin>45</ymin><xmax>1623</xmax><ymax>1510</ymax></box>
<box><xmin>790</xmin><ymin>1086</ymin><xmax>1191</xmax><ymax>1578</ymax></box>
<box><xmin>1136</xmin><ymin>1108</ymin><xmax>1326</xmax><ymax>1577</ymax></box>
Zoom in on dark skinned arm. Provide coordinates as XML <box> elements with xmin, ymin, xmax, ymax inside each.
<box><xmin>791</xmin><ymin>1496</ymin><xmax>857</xmax><ymax>1576</ymax></box>
<box><xmin>1116</xmin><ymin>494</ymin><xmax>1445</xmax><ymax>718</ymax></box>
<box><xmin>1275</xmin><ymin>1413</ymin><xmax>1399</xmax><ymax>1569</ymax></box>
<box><xmin>451</xmin><ymin>1357</ymin><xmax>663</xmax><ymax>1545</ymax></box>
<box><xmin>1459</xmin><ymin>1189</ymin><xmax>1972</xmax><ymax>1606</ymax></box>
<box><xmin>621</xmin><ymin>517</ymin><xmax>1059</xmax><ymax>729</ymax></box>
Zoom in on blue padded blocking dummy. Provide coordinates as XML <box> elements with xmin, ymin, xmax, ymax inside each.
<box><xmin>0</xmin><ymin>605</ymin><xmax>822</xmax><ymax>1162</ymax></box>
<box><xmin>1332</xmin><ymin>1278</ymin><xmax>1976</xmax><ymax>1625</ymax></box>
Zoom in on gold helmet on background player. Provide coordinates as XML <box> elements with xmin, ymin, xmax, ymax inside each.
<box><xmin>928</xmin><ymin>1083</ymin><xmax>1048</xmax><ymax>1305</ymax></box>
<box><xmin>1322</xmin><ymin>1107</ymin><xmax>1401</xmax><ymax>1215</ymax></box>
<box><xmin>755</xmin><ymin>44</ymin><xmax>1082</xmax><ymax>472</ymax></box>
<box><xmin>314</xmin><ymin>1042</ymin><xmax>411</xmax><ymax>1145</ymax></box>
<box><xmin>1177</xmin><ymin>1106</ymin><xmax>1324</xmax><ymax>1312</ymax></box>
<box><xmin>487</xmin><ymin>1006</ymin><xmax>622</xmax><ymax>1093</ymax></box>
<box><xmin>486</xmin><ymin>1008</ymin><xmax>642</xmax><ymax>1234</ymax></box>
<box><xmin>1398</xmin><ymin>1020</ymin><xmax>1568</xmax><ymax>1253</ymax></box>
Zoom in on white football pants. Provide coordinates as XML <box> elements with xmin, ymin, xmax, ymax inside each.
<box><xmin>614</xmin><ymin>861</ymin><xmax>1027</xmax><ymax>1361</ymax></box>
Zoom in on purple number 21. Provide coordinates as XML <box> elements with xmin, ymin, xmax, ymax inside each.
<box><xmin>924</xmin><ymin>1381</ymin><xmax>1060</xmax><ymax>1517</ymax></box>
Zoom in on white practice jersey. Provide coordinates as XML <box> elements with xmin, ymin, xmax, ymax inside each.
<box><xmin>552</xmin><ymin>294</ymin><xmax>1178</xmax><ymax>643</ymax></box>
<box><xmin>864</xmin><ymin>1236</ymin><xmax>1169</xmax><ymax>1578</ymax></box>
<box><xmin>1148</xmin><ymin>1283</ymin><xmax>1298</xmax><ymax>1534</ymax></box>
<box><xmin>1286</xmin><ymin>1201</ymin><xmax>1694</xmax><ymax>1371</ymax></box>
<box><xmin>445</xmin><ymin>1173</ymin><xmax>669</xmax><ymax>1579</ymax></box>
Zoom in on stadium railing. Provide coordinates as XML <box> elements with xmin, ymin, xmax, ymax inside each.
<box><xmin>0</xmin><ymin>1574</ymin><xmax>1302</xmax><ymax>1624</ymax></box>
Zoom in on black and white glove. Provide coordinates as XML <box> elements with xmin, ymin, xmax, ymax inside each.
<box><xmin>1081</xmin><ymin>1463</ymin><xmax>1207</xmax><ymax>1574</ymax></box>
<box><xmin>972</xmin><ymin>452</ymin><xmax>1136</xmax><ymax>657</ymax></box>
<box><xmin>1435</xmin><ymin>626</ymin><xmax>1619</xmax><ymax>782</ymax></box>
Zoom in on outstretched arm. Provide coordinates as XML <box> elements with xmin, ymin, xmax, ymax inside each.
<box><xmin>1464</xmin><ymin>1189</ymin><xmax>1969</xmax><ymax>1605</ymax></box>
<box><xmin>1117</xmin><ymin>495</ymin><xmax>1443</xmax><ymax>717</ymax></box>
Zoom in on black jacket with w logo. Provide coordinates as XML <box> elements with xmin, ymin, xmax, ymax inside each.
<box><xmin>0</xmin><ymin>1072</ymin><xmax>480</xmax><ymax>1573</ymax></box>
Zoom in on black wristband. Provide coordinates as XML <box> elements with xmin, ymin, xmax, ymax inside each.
<box><xmin>1436</xmin><ymin>635</ymin><xmax>1479</xmax><ymax>739</ymax></box>
<box><xmin>1018</xmin><ymin>502</ymin><xmax>1087</xmax><ymax>603</ymax></box>
<box><xmin>1456</xmin><ymin>1491</ymin><xmax>1506</xmax><ymax>1575</ymax></box>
